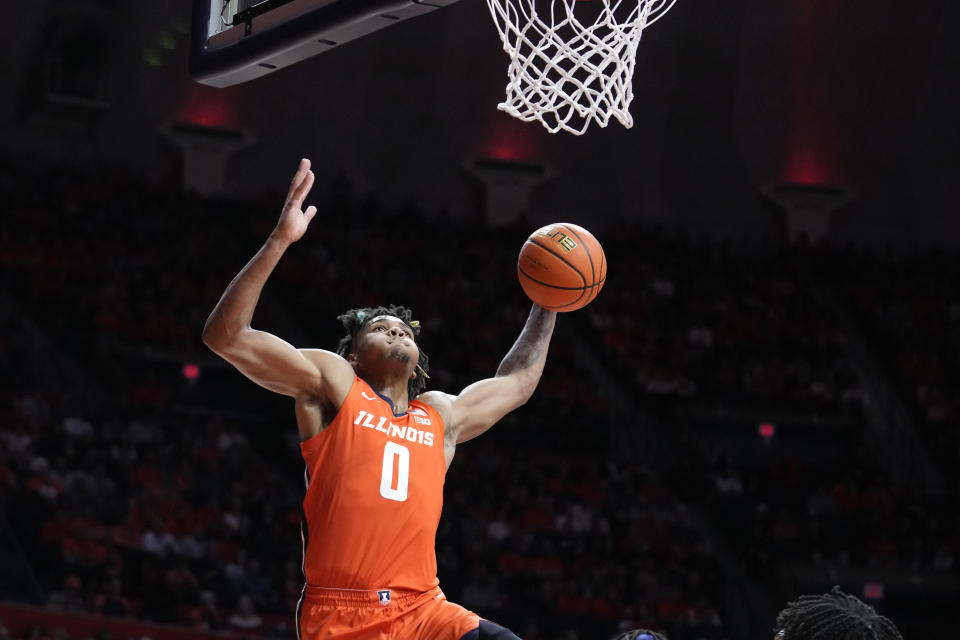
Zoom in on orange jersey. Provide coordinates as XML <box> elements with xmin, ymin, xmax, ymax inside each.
<box><xmin>300</xmin><ymin>377</ymin><xmax>446</xmax><ymax>592</ymax></box>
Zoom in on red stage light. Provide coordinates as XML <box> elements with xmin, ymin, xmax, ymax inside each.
<box><xmin>863</xmin><ymin>583</ymin><xmax>884</xmax><ymax>600</ymax></box>
<box><xmin>173</xmin><ymin>85</ymin><xmax>244</xmax><ymax>129</ymax></box>
<box><xmin>481</xmin><ymin>118</ymin><xmax>541</xmax><ymax>163</ymax></box>
<box><xmin>783</xmin><ymin>144</ymin><xmax>832</xmax><ymax>186</ymax></box>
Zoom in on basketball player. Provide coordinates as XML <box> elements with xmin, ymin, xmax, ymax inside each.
<box><xmin>202</xmin><ymin>159</ymin><xmax>555</xmax><ymax>640</ymax></box>
<box><xmin>613</xmin><ymin>586</ymin><xmax>903</xmax><ymax>640</ymax></box>
<box><xmin>773</xmin><ymin>586</ymin><xmax>903</xmax><ymax>640</ymax></box>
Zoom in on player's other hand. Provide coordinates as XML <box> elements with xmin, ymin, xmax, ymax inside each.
<box><xmin>272</xmin><ymin>158</ymin><xmax>318</xmax><ymax>245</ymax></box>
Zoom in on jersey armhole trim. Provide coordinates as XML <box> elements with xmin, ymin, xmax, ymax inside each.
<box><xmin>300</xmin><ymin>377</ymin><xmax>362</xmax><ymax>454</ymax></box>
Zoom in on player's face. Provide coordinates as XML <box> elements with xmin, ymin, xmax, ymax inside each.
<box><xmin>354</xmin><ymin>315</ymin><xmax>420</xmax><ymax>371</ymax></box>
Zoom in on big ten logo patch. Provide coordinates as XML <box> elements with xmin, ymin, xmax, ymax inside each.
<box><xmin>409</xmin><ymin>407</ymin><xmax>432</xmax><ymax>426</ymax></box>
<box><xmin>536</xmin><ymin>225</ymin><xmax>577</xmax><ymax>253</ymax></box>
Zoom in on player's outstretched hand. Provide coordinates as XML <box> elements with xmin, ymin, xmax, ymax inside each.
<box><xmin>272</xmin><ymin>158</ymin><xmax>318</xmax><ymax>245</ymax></box>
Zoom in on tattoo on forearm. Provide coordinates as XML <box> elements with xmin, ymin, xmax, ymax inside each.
<box><xmin>497</xmin><ymin>308</ymin><xmax>555</xmax><ymax>376</ymax></box>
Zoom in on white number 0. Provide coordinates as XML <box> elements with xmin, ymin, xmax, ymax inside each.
<box><xmin>379</xmin><ymin>441</ymin><xmax>409</xmax><ymax>502</ymax></box>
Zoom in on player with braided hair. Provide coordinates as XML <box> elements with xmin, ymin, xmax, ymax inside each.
<box><xmin>613</xmin><ymin>586</ymin><xmax>903</xmax><ymax>640</ymax></box>
<box><xmin>773</xmin><ymin>586</ymin><xmax>903</xmax><ymax>640</ymax></box>
<box><xmin>335</xmin><ymin>305</ymin><xmax>430</xmax><ymax>399</ymax></box>
<box><xmin>204</xmin><ymin>159</ymin><xmax>556</xmax><ymax>640</ymax></box>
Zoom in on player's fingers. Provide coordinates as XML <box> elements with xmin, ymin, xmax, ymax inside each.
<box><xmin>303</xmin><ymin>205</ymin><xmax>318</xmax><ymax>222</ymax></box>
<box><xmin>291</xmin><ymin>170</ymin><xmax>315</xmax><ymax>206</ymax></box>
<box><xmin>286</xmin><ymin>159</ymin><xmax>311</xmax><ymax>199</ymax></box>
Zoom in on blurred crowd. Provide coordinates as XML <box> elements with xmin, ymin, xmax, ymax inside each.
<box><xmin>572</xmin><ymin>223</ymin><xmax>960</xmax><ymax>589</ymax></box>
<box><xmin>704</xmin><ymin>451</ymin><xmax>958</xmax><ymax>576</ymax></box>
<box><xmin>838</xmin><ymin>250</ymin><xmax>960</xmax><ymax>483</ymax></box>
<box><xmin>1</xmin><ymin>164</ymin><xmax>958</xmax><ymax>640</ymax></box>
<box><xmin>589</xmin><ymin>224</ymin><xmax>862</xmax><ymax>411</ymax></box>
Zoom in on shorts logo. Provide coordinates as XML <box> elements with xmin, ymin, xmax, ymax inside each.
<box><xmin>377</xmin><ymin>590</ymin><xmax>391</xmax><ymax>606</ymax></box>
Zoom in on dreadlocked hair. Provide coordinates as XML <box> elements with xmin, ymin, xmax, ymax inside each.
<box><xmin>335</xmin><ymin>305</ymin><xmax>430</xmax><ymax>399</ymax></box>
<box><xmin>608</xmin><ymin>630</ymin><xmax>669</xmax><ymax>640</ymax></box>
<box><xmin>775</xmin><ymin>586</ymin><xmax>903</xmax><ymax>640</ymax></box>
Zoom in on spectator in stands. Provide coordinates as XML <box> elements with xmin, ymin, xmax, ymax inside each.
<box><xmin>188</xmin><ymin>590</ymin><xmax>223</xmax><ymax>631</ymax></box>
<box><xmin>89</xmin><ymin>578</ymin><xmax>132</xmax><ymax>619</ymax></box>
<box><xmin>227</xmin><ymin>595</ymin><xmax>262</xmax><ymax>630</ymax></box>
<box><xmin>45</xmin><ymin>574</ymin><xmax>85</xmax><ymax>612</ymax></box>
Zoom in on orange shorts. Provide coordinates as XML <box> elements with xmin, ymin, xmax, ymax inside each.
<box><xmin>297</xmin><ymin>585</ymin><xmax>480</xmax><ymax>640</ymax></box>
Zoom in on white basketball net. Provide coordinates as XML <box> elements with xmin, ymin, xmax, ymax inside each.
<box><xmin>485</xmin><ymin>0</ymin><xmax>678</xmax><ymax>135</ymax></box>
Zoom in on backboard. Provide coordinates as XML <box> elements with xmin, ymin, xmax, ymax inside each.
<box><xmin>190</xmin><ymin>0</ymin><xmax>460</xmax><ymax>87</ymax></box>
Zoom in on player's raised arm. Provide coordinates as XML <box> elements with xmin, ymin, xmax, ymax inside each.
<box><xmin>202</xmin><ymin>159</ymin><xmax>352</xmax><ymax>401</ymax></box>
<box><xmin>424</xmin><ymin>304</ymin><xmax>556</xmax><ymax>445</ymax></box>
<box><xmin>420</xmin><ymin>223</ymin><xmax>605</xmax><ymax>455</ymax></box>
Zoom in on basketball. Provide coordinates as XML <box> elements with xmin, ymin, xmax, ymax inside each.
<box><xmin>517</xmin><ymin>223</ymin><xmax>606</xmax><ymax>312</ymax></box>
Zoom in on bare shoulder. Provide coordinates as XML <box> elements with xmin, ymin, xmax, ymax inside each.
<box><xmin>416</xmin><ymin>390</ymin><xmax>456</xmax><ymax>426</ymax></box>
<box><xmin>288</xmin><ymin>349</ymin><xmax>356</xmax><ymax>441</ymax></box>
<box><xmin>299</xmin><ymin>348</ymin><xmax>351</xmax><ymax>370</ymax></box>
<box><xmin>299</xmin><ymin>349</ymin><xmax>356</xmax><ymax>400</ymax></box>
